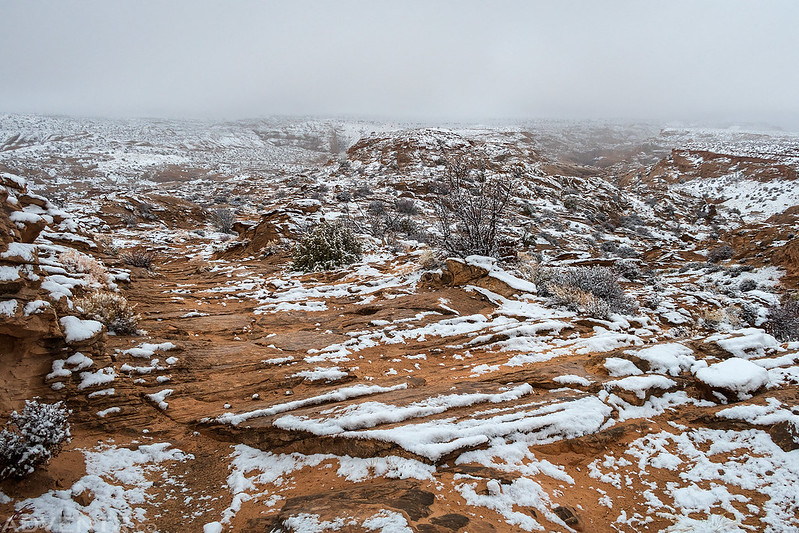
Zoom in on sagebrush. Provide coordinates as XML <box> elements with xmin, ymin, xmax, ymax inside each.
<box><xmin>292</xmin><ymin>221</ymin><xmax>362</xmax><ymax>271</ymax></box>
<box><xmin>0</xmin><ymin>400</ymin><xmax>70</xmax><ymax>479</ymax></box>
<box><xmin>542</xmin><ymin>266</ymin><xmax>637</xmax><ymax>317</ymax></box>
<box><xmin>76</xmin><ymin>291</ymin><xmax>140</xmax><ymax>334</ymax></box>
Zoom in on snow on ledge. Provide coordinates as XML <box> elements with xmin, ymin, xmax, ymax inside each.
<box><xmin>60</xmin><ymin>315</ymin><xmax>103</xmax><ymax>343</ymax></box>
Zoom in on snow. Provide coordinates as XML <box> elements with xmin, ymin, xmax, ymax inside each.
<box><xmin>292</xmin><ymin>367</ymin><xmax>348</xmax><ymax>382</ymax></box>
<box><xmin>694</xmin><ymin>358</ymin><xmax>769</xmax><ymax>399</ymax></box>
<box><xmin>60</xmin><ymin>315</ymin><xmax>103</xmax><ymax>343</ymax></box>
<box><xmin>591</xmin><ymin>427</ymin><xmax>799</xmax><ymax>531</ymax></box>
<box><xmin>606</xmin><ymin>375</ymin><xmax>677</xmax><ymax>399</ymax></box>
<box><xmin>707</xmin><ymin>329</ymin><xmax>780</xmax><ymax>359</ymax></box>
<box><xmin>1</xmin><ymin>242</ymin><xmax>36</xmax><ymax>261</ymax></box>
<box><xmin>362</xmin><ymin>510</ymin><xmax>413</xmax><ymax>532</ymax></box>
<box><xmin>203</xmin><ymin>522</ymin><xmax>223</xmax><ymax>533</ymax></box>
<box><xmin>0</xmin><ymin>299</ymin><xmax>17</xmax><ymax>317</ymax></box>
<box><xmin>120</xmin><ymin>342</ymin><xmax>176</xmax><ymax>358</ymax></box>
<box><xmin>604</xmin><ymin>357</ymin><xmax>643</xmax><ymax>377</ymax></box>
<box><xmin>147</xmin><ymin>389</ymin><xmax>174</xmax><ymax>410</ymax></box>
<box><xmin>464</xmin><ymin>255</ymin><xmax>537</xmax><ymax>294</ymax></box>
<box><xmin>78</xmin><ymin>367</ymin><xmax>116</xmax><ymax>390</ymax></box>
<box><xmin>628</xmin><ymin>343</ymin><xmax>698</xmax><ymax>376</ymax></box>
<box><xmin>214</xmin><ymin>383</ymin><xmax>408</xmax><ymax>426</ymax></box>
<box><xmin>0</xmin><ymin>265</ymin><xmax>20</xmax><ymax>281</ymax></box>
<box><xmin>14</xmin><ymin>442</ymin><xmax>192</xmax><ymax>532</ymax></box>
<box><xmin>276</xmin><ymin>393</ymin><xmax>611</xmax><ymax>461</ymax></box>
<box><xmin>24</xmin><ymin>299</ymin><xmax>50</xmax><ymax>315</ymax></box>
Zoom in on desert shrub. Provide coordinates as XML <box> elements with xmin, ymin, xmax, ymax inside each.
<box><xmin>418</xmin><ymin>250</ymin><xmax>443</xmax><ymax>270</ymax></box>
<box><xmin>707</xmin><ymin>244</ymin><xmax>734</xmax><ymax>263</ymax></box>
<box><xmin>613</xmin><ymin>259</ymin><xmax>642</xmax><ymax>281</ymax></box>
<box><xmin>335</xmin><ymin>190</ymin><xmax>353</xmax><ymax>203</ymax></box>
<box><xmin>368</xmin><ymin>200</ymin><xmax>387</xmax><ymax>215</ymax></box>
<box><xmin>58</xmin><ymin>249</ymin><xmax>110</xmax><ymax>289</ymax></box>
<box><xmin>292</xmin><ymin>221</ymin><xmax>362</xmax><ymax>272</ymax></box>
<box><xmin>213</xmin><ymin>208</ymin><xmax>235</xmax><ymax>234</ymax></box>
<box><xmin>548</xmin><ymin>266</ymin><xmax>637</xmax><ymax>315</ymax></box>
<box><xmin>75</xmin><ymin>291</ymin><xmax>140</xmax><ymax>334</ymax></box>
<box><xmin>94</xmin><ymin>234</ymin><xmax>120</xmax><ymax>257</ymax></box>
<box><xmin>563</xmin><ymin>196</ymin><xmax>579</xmax><ymax>210</ymax></box>
<box><xmin>395</xmin><ymin>198</ymin><xmax>419</xmax><ymax>215</ymax></box>
<box><xmin>136</xmin><ymin>202</ymin><xmax>158</xmax><ymax>221</ymax></box>
<box><xmin>765</xmin><ymin>297</ymin><xmax>799</xmax><ymax>341</ymax></box>
<box><xmin>430</xmin><ymin>158</ymin><xmax>517</xmax><ymax>258</ymax></box>
<box><xmin>739</xmin><ymin>279</ymin><xmax>757</xmax><ymax>292</ymax></box>
<box><xmin>0</xmin><ymin>400</ymin><xmax>70</xmax><ymax>480</ymax></box>
<box><xmin>122</xmin><ymin>213</ymin><xmax>138</xmax><ymax>227</ymax></box>
<box><xmin>354</xmin><ymin>184</ymin><xmax>372</xmax><ymax>198</ymax></box>
<box><xmin>121</xmin><ymin>248</ymin><xmax>155</xmax><ymax>270</ymax></box>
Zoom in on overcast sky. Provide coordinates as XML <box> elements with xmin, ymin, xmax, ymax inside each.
<box><xmin>1</xmin><ymin>1</ymin><xmax>798</xmax><ymax>128</ymax></box>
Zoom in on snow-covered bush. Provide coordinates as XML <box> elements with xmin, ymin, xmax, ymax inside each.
<box><xmin>76</xmin><ymin>291</ymin><xmax>140</xmax><ymax>334</ymax></box>
<box><xmin>0</xmin><ymin>400</ymin><xmax>70</xmax><ymax>479</ymax></box>
<box><xmin>292</xmin><ymin>221</ymin><xmax>362</xmax><ymax>272</ymax></box>
<box><xmin>430</xmin><ymin>158</ymin><xmax>517</xmax><ymax>258</ymax></box>
<box><xmin>58</xmin><ymin>249</ymin><xmax>110</xmax><ymax>289</ymax></box>
<box><xmin>212</xmin><ymin>208</ymin><xmax>235</xmax><ymax>234</ymax></box>
<box><xmin>766</xmin><ymin>296</ymin><xmax>799</xmax><ymax>341</ymax></box>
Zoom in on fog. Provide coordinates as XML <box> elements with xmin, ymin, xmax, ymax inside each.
<box><xmin>2</xmin><ymin>0</ymin><xmax>798</xmax><ymax>128</ymax></box>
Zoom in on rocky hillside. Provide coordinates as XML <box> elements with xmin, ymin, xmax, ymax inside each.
<box><xmin>0</xmin><ymin>116</ymin><xmax>797</xmax><ymax>532</ymax></box>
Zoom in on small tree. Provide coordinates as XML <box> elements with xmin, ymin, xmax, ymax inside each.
<box><xmin>0</xmin><ymin>400</ymin><xmax>70</xmax><ymax>479</ymax></box>
<box><xmin>292</xmin><ymin>221</ymin><xmax>362</xmax><ymax>271</ymax></box>
<box><xmin>430</xmin><ymin>158</ymin><xmax>517</xmax><ymax>258</ymax></box>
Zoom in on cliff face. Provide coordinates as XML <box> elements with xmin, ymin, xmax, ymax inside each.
<box><xmin>0</xmin><ymin>173</ymin><xmax>106</xmax><ymax>412</ymax></box>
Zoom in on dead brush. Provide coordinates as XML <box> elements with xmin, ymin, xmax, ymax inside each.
<box><xmin>58</xmin><ymin>249</ymin><xmax>110</xmax><ymax>289</ymax></box>
<box><xmin>417</xmin><ymin>249</ymin><xmax>442</xmax><ymax>270</ymax></box>
<box><xmin>93</xmin><ymin>233</ymin><xmax>120</xmax><ymax>256</ymax></box>
<box><xmin>260</xmin><ymin>239</ymin><xmax>284</xmax><ymax>258</ymax></box>
<box><xmin>75</xmin><ymin>291</ymin><xmax>140</xmax><ymax>334</ymax></box>
<box><xmin>121</xmin><ymin>248</ymin><xmax>155</xmax><ymax>270</ymax></box>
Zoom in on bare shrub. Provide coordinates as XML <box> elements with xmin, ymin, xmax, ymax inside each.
<box><xmin>766</xmin><ymin>296</ymin><xmax>799</xmax><ymax>341</ymax></box>
<box><xmin>430</xmin><ymin>158</ymin><xmax>517</xmax><ymax>258</ymax></box>
<box><xmin>395</xmin><ymin>198</ymin><xmax>419</xmax><ymax>215</ymax></box>
<box><xmin>213</xmin><ymin>208</ymin><xmax>235</xmax><ymax>234</ymax></box>
<box><xmin>121</xmin><ymin>213</ymin><xmax>138</xmax><ymax>227</ymax></box>
<box><xmin>707</xmin><ymin>244</ymin><xmax>734</xmax><ymax>263</ymax></box>
<box><xmin>739</xmin><ymin>279</ymin><xmax>757</xmax><ymax>292</ymax></box>
<box><xmin>0</xmin><ymin>400</ymin><xmax>70</xmax><ymax>479</ymax></box>
<box><xmin>136</xmin><ymin>202</ymin><xmax>158</xmax><ymax>221</ymax></box>
<box><xmin>76</xmin><ymin>291</ymin><xmax>139</xmax><ymax>334</ymax></box>
<box><xmin>292</xmin><ymin>221</ymin><xmax>362</xmax><ymax>272</ymax></box>
<box><xmin>121</xmin><ymin>248</ymin><xmax>155</xmax><ymax>270</ymax></box>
